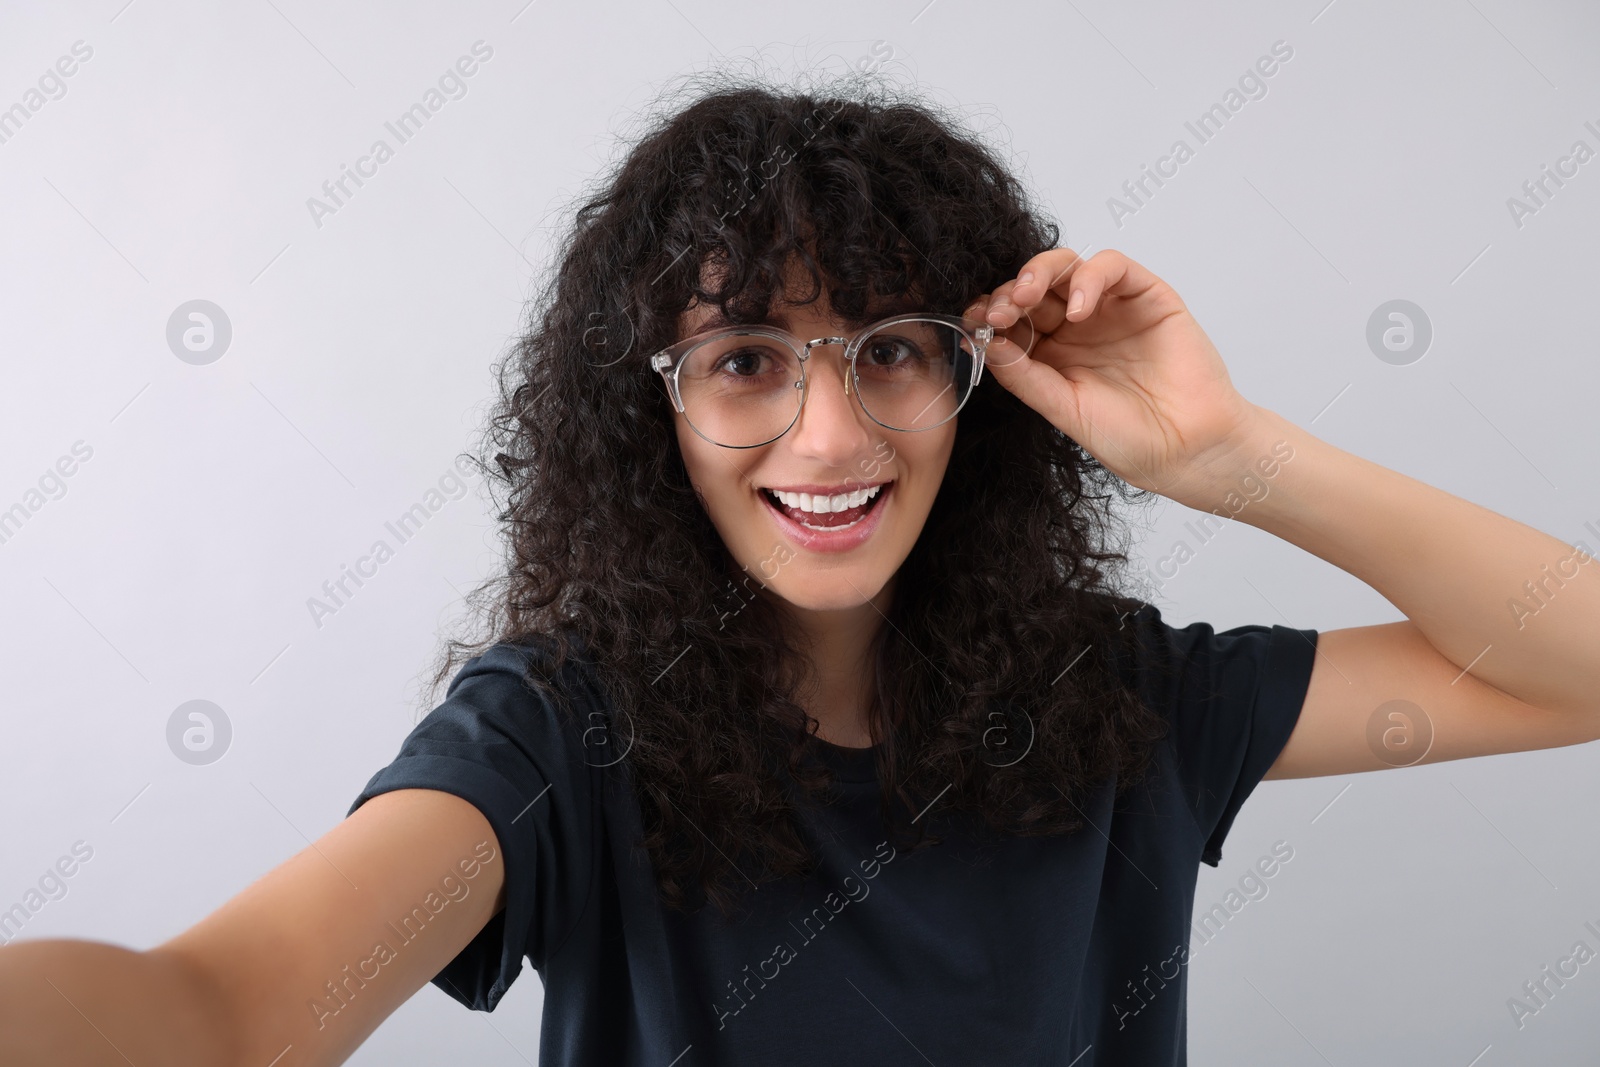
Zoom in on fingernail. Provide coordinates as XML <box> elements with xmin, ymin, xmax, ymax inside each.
<box><xmin>1067</xmin><ymin>289</ymin><xmax>1085</xmax><ymax>315</ymax></box>
<box><xmin>1018</xmin><ymin>270</ymin><xmax>1034</xmax><ymax>285</ymax></box>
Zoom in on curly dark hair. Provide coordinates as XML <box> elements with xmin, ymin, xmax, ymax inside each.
<box><xmin>425</xmin><ymin>67</ymin><xmax>1170</xmax><ymax>921</ymax></box>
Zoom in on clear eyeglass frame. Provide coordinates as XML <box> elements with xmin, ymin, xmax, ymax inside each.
<box><xmin>649</xmin><ymin>311</ymin><xmax>995</xmax><ymax>449</ymax></box>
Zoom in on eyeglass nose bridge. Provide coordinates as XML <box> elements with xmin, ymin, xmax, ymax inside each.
<box><xmin>798</xmin><ymin>336</ymin><xmax>857</xmax><ymax>397</ymax></box>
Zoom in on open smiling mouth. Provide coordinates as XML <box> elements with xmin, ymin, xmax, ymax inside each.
<box><xmin>760</xmin><ymin>482</ymin><xmax>892</xmax><ymax>532</ymax></box>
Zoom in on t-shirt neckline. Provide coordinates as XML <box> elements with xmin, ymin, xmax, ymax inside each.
<box><xmin>805</xmin><ymin>735</ymin><xmax>881</xmax><ymax>783</ymax></box>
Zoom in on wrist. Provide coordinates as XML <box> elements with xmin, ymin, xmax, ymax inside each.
<box><xmin>1174</xmin><ymin>404</ymin><xmax>1299</xmax><ymax>518</ymax></box>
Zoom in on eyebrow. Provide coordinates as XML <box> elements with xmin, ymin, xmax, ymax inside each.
<box><xmin>688</xmin><ymin>298</ymin><xmax>926</xmax><ymax>336</ymax></box>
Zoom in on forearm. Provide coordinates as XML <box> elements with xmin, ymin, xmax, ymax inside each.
<box><xmin>0</xmin><ymin>939</ymin><xmax>236</xmax><ymax>1066</ymax></box>
<box><xmin>1191</xmin><ymin>403</ymin><xmax>1600</xmax><ymax>715</ymax></box>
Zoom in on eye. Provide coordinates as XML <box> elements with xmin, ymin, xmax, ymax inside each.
<box><xmin>715</xmin><ymin>347</ymin><xmax>771</xmax><ymax>376</ymax></box>
<box><xmin>862</xmin><ymin>335</ymin><xmax>921</xmax><ymax>370</ymax></box>
<box><xmin>681</xmin><ymin>338</ymin><xmax>797</xmax><ymax>386</ymax></box>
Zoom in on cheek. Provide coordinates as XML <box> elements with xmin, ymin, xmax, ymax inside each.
<box><xmin>908</xmin><ymin>429</ymin><xmax>956</xmax><ymax>486</ymax></box>
<box><xmin>673</xmin><ymin>419</ymin><xmax>755</xmax><ymax>521</ymax></box>
<box><xmin>673</xmin><ymin>419</ymin><xmax>714</xmax><ymax>499</ymax></box>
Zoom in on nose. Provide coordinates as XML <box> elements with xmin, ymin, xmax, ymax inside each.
<box><xmin>788</xmin><ymin>344</ymin><xmax>874</xmax><ymax>463</ymax></box>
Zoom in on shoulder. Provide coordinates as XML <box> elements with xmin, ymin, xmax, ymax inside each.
<box><xmin>1088</xmin><ymin>593</ymin><xmax>1318</xmax><ymax>865</ymax></box>
<box><xmin>352</xmin><ymin>628</ymin><xmax>617</xmax><ymax>814</ymax></box>
<box><xmin>445</xmin><ymin>629</ymin><xmax>609</xmax><ymax>732</ymax></box>
<box><xmin>1087</xmin><ymin>592</ymin><xmax>1316</xmax><ymax>712</ymax></box>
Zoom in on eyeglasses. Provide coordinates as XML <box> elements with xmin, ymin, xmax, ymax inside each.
<box><xmin>650</xmin><ymin>312</ymin><xmax>993</xmax><ymax>449</ymax></box>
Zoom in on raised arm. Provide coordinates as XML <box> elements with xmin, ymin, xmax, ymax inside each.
<box><xmin>971</xmin><ymin>246</ymin><xmax>1600</xmax><ymax>776</ymax></box>
<box><xmin>0</xmin><ymin>787</ymin><xmax>507</xmax><ymax>1067</ymax></box>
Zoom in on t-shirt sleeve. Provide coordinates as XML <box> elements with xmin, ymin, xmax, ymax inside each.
<box><xmin>346</xmin><ymin>640</ymin><xmax>596</xmax><ymax>1012</ymax></box>
<box><xmin>1123</xmin><ymin>600</ymin><xmax>1319</xmax><ymax>867</ymax></box>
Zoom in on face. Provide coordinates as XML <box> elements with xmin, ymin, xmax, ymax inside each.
<box><xmin>669</xmin><ymin>291</ymin><xmax>957</xmax><ymax>617</ymax></box>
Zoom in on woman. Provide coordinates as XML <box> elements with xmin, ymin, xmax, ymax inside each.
<box><xmin>4</xmin><ymin>75</ymin><xmax>1598</xmax><ymax>1066</ymax></box>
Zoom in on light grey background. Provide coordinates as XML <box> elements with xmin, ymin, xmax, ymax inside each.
<box><xmin>3</xmin><ymin>0</ymin><xmax>1598</xmax><ymax>1063</ymax></box>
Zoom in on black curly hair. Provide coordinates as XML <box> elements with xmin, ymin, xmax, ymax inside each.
<box><xmin>427</xmin><ymin>67</ymin><xmax>1170</xmax><ymax>921</ymax></box>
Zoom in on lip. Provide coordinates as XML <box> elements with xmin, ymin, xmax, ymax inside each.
<box><xmin>760</xmin><ymin>482</ymin><xmax>893</xmax><ymax>553</ymax></box>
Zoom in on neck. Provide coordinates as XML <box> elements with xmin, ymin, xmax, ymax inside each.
<box><xmin>773</xmin><ymin>575</ymin><xmax>895</xmax><ymax>749</ymax></box>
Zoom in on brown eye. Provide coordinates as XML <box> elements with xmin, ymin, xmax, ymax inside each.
<box><xmin>864</xmin><ymin>337</ymin><xmax>916</xmax><ymax>368</ymax></box>
<box><xmin>717</xmin><ymin>349</ymin><xmax>766</xmax><ymax>376</ymax></box>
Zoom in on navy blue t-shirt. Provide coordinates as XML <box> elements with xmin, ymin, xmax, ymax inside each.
<box><xmin>348</xmin><ymin>600</ymin><xmax>1319</xmax><ymax>1065</ymax></box>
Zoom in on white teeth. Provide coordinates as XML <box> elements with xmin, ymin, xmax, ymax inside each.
<box><xmin>768</xmin><ymin>484</ymin><xmax>883</xmax><ymax>514</ymax></box>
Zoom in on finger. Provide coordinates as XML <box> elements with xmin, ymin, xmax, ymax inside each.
<box><xmin>966</xmin><ymin>289</ymin><xmax>1030</xmax><ymax>356</ymax></box>
<box><xmin>1040</xmin><ymin>248</ymin><xmax>1166</xmax><ymax>324</ymax></box>
<box><xmin>974</xmin><ymin>285</ymin><xmax>1064</xmax><ymax>361</ymax></box>
<box><xmin>984</xmin><ymin>247</ymin><xmax>1094</xmax><ymax>342</ymax></box>
<box><xmin>1008</xmin><ymin>247</ymin><xmax>1095</xmax><ymax>313</ymax></box>
<box><xmin>986</xmin><ymin>282</ymin><xmax>1071</xmax><ymax>336</ymax></box>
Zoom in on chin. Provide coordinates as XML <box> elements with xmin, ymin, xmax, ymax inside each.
<box><xmin>761</xmin><ymin>567</ymin><xmax>892</xmax><ymax>613</ymax></box>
